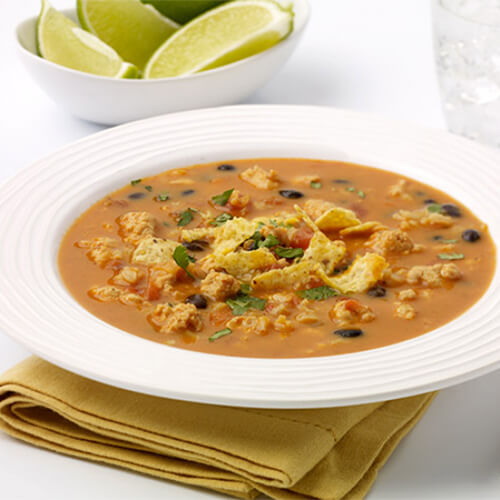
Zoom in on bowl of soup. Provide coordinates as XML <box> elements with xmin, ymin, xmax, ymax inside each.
<box><xmin>0</xmin><ymin>105</ymin><xmax>498</xmax><ymax>408</ymax></box>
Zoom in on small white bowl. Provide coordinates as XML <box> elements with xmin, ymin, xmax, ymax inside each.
<box><xmin>15</xmin><ymin>1</ymin><xmax>310</xmax><ymax>125</ymax></box>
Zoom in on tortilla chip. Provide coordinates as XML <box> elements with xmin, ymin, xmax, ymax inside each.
<box><xmin>214</xmin><ymin>248</ymin><xmax>277</xmax><ymax>280</ymax></box>
<box><xmin>131</xmin><ymin>236</ymin><xmax>178</xmax><ymax>266</ymax></box>
<box><xmin>304</xmin><ymin>231</ymin><xmax>346</xmax><ymax>274</ymax></box>
<box><xmin>315</xmin><ymin>207</ymin><xmax>361</xmax><ymax>231</ymax></box>
<box><xmin>339</xmin><ymin>221</ymin><xmax>387</xmax><ymax>237</ymax></box>
<box><xmin>252</xmin><ymin>261</ymin><xmax>318</xmax><ymax>290</ymax></box>
<box><xmin>320</xmin><ymin>253</ymin><xmax>387</xmax><ymax>294</ymax></box>
<box><xmin>213</xmin><ymin>217</ymin><xmax>257</xmax><ymax>255</ymax></box>
<box><xmin>180</xmin><ymin>227</ymin><xmax>215</xmax><ymax>243</ymax></box>
<box><xmin>294</xmin><ymin>204</ymin><xmax>319</xmax><ymax>231</ymax></box>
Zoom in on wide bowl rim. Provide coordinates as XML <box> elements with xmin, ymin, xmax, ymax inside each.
<box><xmin>15</xmin><ymin>0</ymin><xmax>311</xmax><ymax>84</ymax></box>
<box><xmin>1</xmin><ymin>104</ymin><xmax>499</xmax><ymax>408</ymax></box>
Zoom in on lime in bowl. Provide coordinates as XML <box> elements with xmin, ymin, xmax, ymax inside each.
<box><xmin>15</xmin><ymin>0</ymin><xmax>310</xmax><ymax>125</ymax></box>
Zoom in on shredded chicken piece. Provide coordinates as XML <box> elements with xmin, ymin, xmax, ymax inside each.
<box><xmin>407</xmin><ymin>263</ymin><xmax>462</xmax><ymax>287</ymax></box>
<box><xmin>228</xmin><ymin>189</ymin><xmax>250</xmax><ymax>211</ymax></box>
<box><xmin>149</xmin><ymin>303</ymin><xmax>202</xmax><ymax>335</ymax></box>
<box><xmin>295</xmin><ymin>300</ymin><xmax>319</xmax><ymax>324</ymax></box>
<box><xmin>111</xmin><ymin>266</ymin><xmax>144</xmax><ymax>286</ymax></box>
<box><xmin>267</xmin><ymin>293</ymin><xmax>297</xmax><ymax>316</ymax></box>
<box><xmin>393</xmin><ymin>208</ymin><xmax>453</xmax><ymax>230</ymax></box>
<box><xmin>366</xmin><ymin>229</ymin><xmax>414</xmax><ymax>255</ymax></box>
<box><xmin>388</xmin><ymin>179</ymin><xmax>413</xmax><ymax>201</ymax></box>
<box><xmin>77</xmin><ymin>237</ymin><xmax>127</xmax><ymax>267</ymax></box>
<box><xmin>394</xmin><ymin>302</ymin><xmax>416</xmax><ymax>320</ymax></box>
<box><xmin>398</xmin><ymin>289</ymin><xmax>417</xmax><ymax>301</ymax></box>
<box><xmin>226</xmin><ymin>313</ymin><xmax>273</xmax><ymax>336</ymax></box>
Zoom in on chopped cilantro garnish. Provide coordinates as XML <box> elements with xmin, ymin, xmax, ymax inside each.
<box><xmin>310</xmin><ymin>181</ymin><xmax>322</xmax><ymax>189</ymax></box>
<box><xmin>209</xmin><ymin>328</ymin><xmax>232</xmax><ymax>342</ymax></box>
<box><xmin>130</xmin><ymin>179</ymin><xmax>142</xmax><ymax>186</ymax></box>
<box><xmin>240</xmin><ymin>283</ymin><xmax>251</xmax><ymax>294</ymax></box>
<box><xmin>163</xmin><ymin>221</ymin><xmax>169</xmax><ymax>227</ymax></box>
<box><xmin>210</xmin><ymin>213</ymin><xmax>233</xmax><ymax>226</ymax></box>
<box><xmin>212</xmin><ymin>188</ymin><xmax>234</xmax><ymax>206</ymax></box>
<box><xmin>173</xmin><ymin>245</ymin><xmax>195</xmax><ymax>278</ymax></box>
<box><xmin>275</xmin><ymin>247</ymin><xmax>304</xmax><ymax>259</ymax></box>
<box><xmin>144</xmin><ymin>185</ymin><xmax>153</xmax><ymax>192</ymax></box>
<box><xmin>441</xmin><ymin>239</ymin><xmax>458</xmax><ymax>244</ymax></box>
<box><xmin>157</xmin><ymin>192</ymin><xmax>169</xmax><ymax>202</ymax></box>
<box><xmin>259</xmin><ymin>234</ymin><xmax>280</xmax><ymax>249</ymax></box>
<box><xmin>426</xmin><ymin>203</ymin><xmax>443</xmax><ymax>213</ymax></box>
<box><xmin>177</xmin><ymin>208</ymin><xmax>195</xmax><ymax>227</ymax></box>
<box><xmin>226</xmin><ymin>294</ymin><xmax>267</xmax><ymax>316</ymax></box>
<box><xmin>270</xmin><ymin>219</ymin><xmax>279</xmax><ymax>227</ymax></box>
<box><xmin>346</xmin><ymin>186</ymin><xmax>356</xmax><ymax>192</ymax></box>
<box><xmin>358</xmin><ymin>190</ymin><xmax>366</xmax><ymax>199</ymax></box>
<box><xmin>297</xmin><ymin>286</ymin><xmax>339</xmax><ymax>301</ymax></box>
<box><xmin>438</xmin><ymin>252</ymin><xmax>464</xmax><ymax>260</ymax></box>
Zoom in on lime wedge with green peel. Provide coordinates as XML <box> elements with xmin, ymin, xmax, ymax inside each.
<box><xmin>37</xmin><ymin>0</ymin><xmax>138</xmax><ymax>78</ymax></box>
<box><xmin>142</xmin><ymin>1</ymin><xmax>228</xmax><ymax>25</ymax></box>
<box><xmin>78</xmin><ymin>0</ymin><xmax>179</xmax><ymax>70</ymax></box>
<box><xmin>144</xmin><ymin>0</ymin><xmax>293</xmax><ymax>79</ymax></box>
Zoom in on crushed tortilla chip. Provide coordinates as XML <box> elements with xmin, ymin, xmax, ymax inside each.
<box><xmin>213</xmin><ymin>217</ymin><xmax>257</xmax><ymax>255</ymax></box>
<box><xmin>319</xmin><ymin>253</ymin><xmax>387</xmax><ymax>294</ymax></box>
<box><xmin>315</xmin><ymin>207</ymin><xmax>361</xmax><ymax>231</ymax></box>
<box><xmin>131</xmin><ymin>236</ymin><xmax>178</xmax><ymax>266</ymax></box>
<box><xmin>340</xmin><ymin>221</ymin><xmax>387</xmax><ymax>237</ymax></box>
<box><xmin>181</xmin><ymin>227</ymin><xmax>215</xmax><ymax>243</ymax></box>
<box><xmin>304</xmin><ymin>231</ymin><xmax>346</xmax><ymax>274</ymax></box>
<box><xmin>294</xmin><ymin>204</ymin><xmax>319</xmax><ymax>231</ymax></box>
<box><xmin>214</xmin><ymin>248</ymin><xmax>277</xmax><ymax>280</ymax></box>
<box><xmin>252</xmin><ymin>261</ymin><xmax>318</xmax><ymax>290</ymax></box>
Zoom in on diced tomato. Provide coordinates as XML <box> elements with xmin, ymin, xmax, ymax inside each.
<box><xmin>290</xmin><ymin>227</ymin><xmax>314</xmax><ymax>249</ymax></box>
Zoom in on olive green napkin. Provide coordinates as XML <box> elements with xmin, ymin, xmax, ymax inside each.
<box><xmin>0</xmin><ymin>357</ymin><xmax>435</xmax><ymax>499</ymax></box>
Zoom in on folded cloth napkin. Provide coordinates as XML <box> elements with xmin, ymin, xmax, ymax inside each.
<box><xmin>0</xmin><ymin>357</ymin><xmax>435</xmax><ymax>500</ymax></box>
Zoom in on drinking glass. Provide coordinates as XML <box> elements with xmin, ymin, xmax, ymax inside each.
<box><xmin>433</xmin><ymin>0</ymin><xmax>500</xmax><ymax>147</ymax></box>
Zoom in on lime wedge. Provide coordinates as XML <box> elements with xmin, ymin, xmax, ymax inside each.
<box><xmin>144</xmin><ymin>0</ymin><xmax>293</xmax><ymax>79</ymax></box>
<box><xmin>77</xmin><ymin>0</ymin><xmax>179</xmax><ymax>70</ymax></box>
<box><xmin>37</xmin><ymin>0</ymin><xmax>138</xmax><ymax>78</ymax></box>
<box><xmin>142</xmin><ymin>1</ymin><xmax>228</xmax><ymax>25</ymax></box>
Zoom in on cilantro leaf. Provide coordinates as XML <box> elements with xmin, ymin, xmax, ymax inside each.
<box><xmin>212</xmin><ymin>188</ymin><xmax>234</xmax><ymax>206</ymax></box>
<box><xmin>210</xmin><ymin>213</ymin><xmax>233</xmax><ymax>226</ymax></box>
<box><xmin>346</xmin><ymin>186</ymin><xmax>356</xmax><ymax>192</ymax></box>
<box><xmin>130</xmin><ymin>179</ymin><xmax>142</xmax><ymax>186</ymax></box>
<box><xmin>438</xmin><ymin>252</ymin><xmax>464</xmax><ymax>260</ymax></box>
<box><xmin>240</xmin><ymin>283</ymin><xmax>251</xmax><ymax>294</ymax></box>
<box><xmin>173</xmin><ymin>245</ymin><xmax>195</xmax><ymax>278</ymax></box>
<box><xmin>426</xmin><ymin>203</ymin><xmax>443</xmax><ymax>213</ymax></box>
<box><xmin>275</xmin><ymin>246</ymin><xmax>304</xmax><ymax>259</ymax></box>
<box><xmin>358</xmin><ymin>190</ymin><xmax>366</xmax><ymax>199</ymax></box>
<box><xmin>259</xmin><ymin>234</ymin><xmax>280</xmax><ymax>249</ymax></box>
<box><xmin>157</xmin><ymin>191</ymin><xmax>169</xmax><ymax>202</ymax></box>
<box><xmin>177</xmin><ymin>208</ymin><xmax>195</xmax><ymax>227</ymax></box>
<box><xmin>297</xmin><ymin>286</ymin><xmax>339</xmax><ymax>301</ymax></box>
<box><xmin>209</xmin><ymin>328</ymin><xmax>232</xmax><ymax>342</ymax></box>
<box><xmin>310</xmin><ymin>181</ymin><xmax>322</xmax><ymax>189</ymax></box>
<box><xmin>144</xmin><ymin>185</ymin><xmax>153</xmax><ymax>192</ymax></box>
<box><xmin>226</xmin><ymin>294</ymin><xmax>267</xmax><ymax>316</ymax></box>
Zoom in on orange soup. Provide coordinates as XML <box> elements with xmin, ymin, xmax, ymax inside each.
<box><xmin>58</xmin><ymin>159</ymin><xmax>496</xmax><ymax>358</ymax></box>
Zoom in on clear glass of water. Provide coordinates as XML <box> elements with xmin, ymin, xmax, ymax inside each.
<box><xmin>433</xmin><ymin>0</ymin><xmax>500</xmax><ymax>147</ymax></box>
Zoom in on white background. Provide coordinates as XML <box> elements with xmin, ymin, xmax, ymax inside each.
<box><xmin>1</xmin><ymin>1</ymin><xmax>499</xmax><ymax>498</ymax></box>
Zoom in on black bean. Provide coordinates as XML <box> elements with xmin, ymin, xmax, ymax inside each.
<box><xmin>128</xmin><ymin>192</ymin><xmax>145</xmax><ymax>200</ymax></box>
<box><xmin>334</xmin><ymin>328</ymin><xmax>363</xmax><ymax>338</ymax></box>
<box><xmin>462</xmin><ymin>229</ymin><xmax>481</xmax><ymax>242</ymax></box>
<box><xmin>432</xmin><ymin>235</ymin><xmax>443</xmax><ymax>241</ymax></box>
<box><xmin>182</xmin><ymin>189</ymin><xmax>195</xmax><ymax>196</ymax></box>
<box><xmin>367</xmin><ymin>286</ymin><xmax>386</xmax><ymax>297</ymax></box>
<box><xmin>424</xmin><ymin>199</ymin><xmax>438</xmax><ymax>204</ymax></box>
<box><xmin>279</xmin><ymin>189</ymin><xmax>304</xmax><ymax>199</ymax></box>
<box><xmin>182</xmin><ymin>240</ymin><xmax>207</xmax><ymax>252</ymax></box>
<box><xmin>217</xmin><ymin>164</ymin><xmax>236</xmax><ymax>171</ymax></box>
<box><xmin>333</xmin><ymin>179</ymin><xmax>350</xmax><ymax>184</ymax></box>
<box><xmin>185</xmin><ymin>294</ymin><xmax>208</xmax><ymax>309</ymax></box>
<box><xmin>441</xmin><ymin>203</ymin><xmax>462</xmax><ymax>217</ymax></box>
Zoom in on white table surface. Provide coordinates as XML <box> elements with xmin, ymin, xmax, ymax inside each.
<box><xmin>1</xmin><ymin>1</ymin><xmax>499</xmax><ymax>499</ymax></box>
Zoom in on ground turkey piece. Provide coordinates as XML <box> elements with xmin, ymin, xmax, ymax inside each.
<box><xmin>394</xmin><ymin>302</ymin><xmax>416</xmax><ymax>320</ymax></box>
<box><xmin>239</xmin><ymin>165</ymin><xmax>280</xmax><ymax>190</ymax></box>
<box><xmin>366</xmin><ymin>229</ymin><xmax>414</xmax><ymax>255</ymax></box>
<box><xmin>77</xmin><ymin>237</ymin><xmax>128</xmax><ymax>267</ymax></box>
<box><xmin>227</xmin><ymin>313</ymin><xmax>273</xmax><ymax>336</ymax></box>
<box><xmin>228</xmin><ymin>189</ymin><xmax>250</xmax><ymax>211</ymax></box>
<box><xmin>393</xmin><ymin>208</ymin><xmax>453</xmax><ymax>229</ymax></box>
<box><xmin>200</xmin><ymin>271</ymin><xmax>241</xmax><ymax>301</ymax></box>
<box><xmin>89</xmin><ymin>286</ymin><xmax>122</xmax><ymax>302</ymax></box>
<box><xmin>303</xmin><ymin>199</ymin><xmax>336</xmax><ymax>220</ymax></box>
<box><xmin>407</xmin><ymin>263</ymin><xmax>462</xmax><ymax>287</ymax></box>
<box><xmin>330</xmin><ymin>299</ymin><xmax>375</xmax><ymax>326</ymax></box>
<box><xmin>387</xmin><ymin>179</ymin><xmax>412</xmax><ymax>200</ymax></box>
<box><xmin>398</xmin><ymin>289</ymin><xmax>417</xmax><ymax>301</ymax></box>
<box><xmin>111</xmin><ymin>266</ymin><xmax>144</xmax><ymax>286</ymax></box>
<box><xmin>150</xmin><ymin>303</ymin><xmax>202</xmax><ymax>335</ymax></box>
<box><xmin>118</xmin><ymin>211</ymin><xmax>156</xmax><ymax>244</ymax></box>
